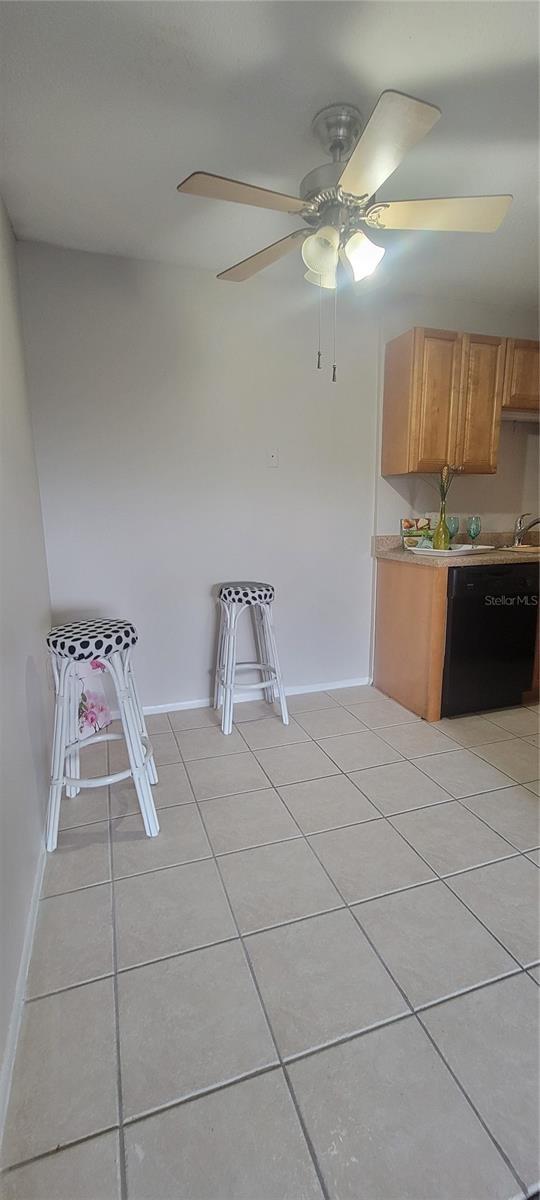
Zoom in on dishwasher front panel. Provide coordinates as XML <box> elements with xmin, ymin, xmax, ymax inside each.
<box><xmin>441</xmin><ymin>563</ymin><xmax>539</xmax><ymax>717</ymax></box>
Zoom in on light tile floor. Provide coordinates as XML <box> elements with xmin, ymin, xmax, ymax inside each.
<box><xmin>2</xmin><ymin>689</ymin><xmax>539</xmax><ymax>1200</ymax></box>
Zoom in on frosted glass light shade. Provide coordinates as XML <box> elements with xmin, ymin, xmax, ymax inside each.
<box><xmin>304</xmin><ymin>268</ymin><xmax>337</xmax><ymax>289</ymax></box>
<box><xmin>343</xmin><ymin>230</ymin><xmax>385</xmax><ymax>281</ymax></box>
<box><xmin>302</xmin><ymin>225</ymin><xmax>339</xmax><ymax>276</ymax></box>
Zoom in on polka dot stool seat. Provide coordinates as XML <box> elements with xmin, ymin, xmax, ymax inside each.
<box><xmin>47</xmin><ymin>618</ymin><xmax>138</xmax><ymax>660</ymax></box>
<box><xmin>214</xmin><ymin>582</ymin><xmax>288</xmax><ymax>735</ymax></box>
<box><xmin>45</xmin><ymin>618</ymin><xmax>159</xmax><ymax>852</ymax></box>
<box><xmin>218</xmin><ymin>583</ymin><xmax>275</xmax><ymax>606</ymax></box>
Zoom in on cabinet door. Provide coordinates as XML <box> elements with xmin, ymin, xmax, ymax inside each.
<box><xmin>409</xmin><ymin>329</ymin><xmax>462</xmax><ymax>472</ymax></box>
<box><xmin>455</xmin><ymin>333</ymin><xmax>505</xmax><ymax>473</ymax></box>
<box><xmin>502</xmin><ymin>339</ymin><xmax>539</xmax><ymax>411</ymax></box>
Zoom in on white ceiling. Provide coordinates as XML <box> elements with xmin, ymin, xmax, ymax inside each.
<box><xmin>1</xmin><ymin>1</ymin><xmax>538</xmax><ymax>307</ymax></box>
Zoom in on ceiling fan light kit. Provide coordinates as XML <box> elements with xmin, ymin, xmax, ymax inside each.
<box><xmin>177</xmin><ymin>89</ymin><xmax>512</xmax><ymax>378</ymax></box>
<box><xmin>343</xmin><ymin>230</ymin><xmax>386</xmax><ymax>282</ymax></box>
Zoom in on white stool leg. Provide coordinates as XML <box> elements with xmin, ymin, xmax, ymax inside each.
<box><xmin>262</xmin><ymin>603</ymin><xmax>289</xmax><ymax>726</ymax></box>
<box><xmin>108</xmin><ymin>652</ymin><xmax>159</xmax><ymax>837</ymax></box>
<box><xmin>66</xmin><ymin>669</ymin><xmax>81</xmax><ymax>798</ymax></box>
<box><xmin>125</xmin><ymin>652</ymin><xmax>158</xmax><ymax>785</ymax></box>
<box><xmin>253</xmin><ymin>603</ymin><xmax>274</xmax><ymax>705</ymax></box>
<box><xmin>222</xmin><ymin>604</ymin><xmax>238</xmax><ymax>735</ymax></box>
<box><xmin>46</xmin><ymin>657</ymin><xmax>72</xmax><ymax>851</ymax></box>
<box><xmin>213</xmin><ymin>603</ymin><xmax>226</xmax><ymax>710</ymax></box>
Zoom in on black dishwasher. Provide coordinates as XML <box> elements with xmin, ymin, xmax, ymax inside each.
<box><xmin>441</xmin><ymin>562</ymin><xmax>539</xmax><ymax>717</ymax></box>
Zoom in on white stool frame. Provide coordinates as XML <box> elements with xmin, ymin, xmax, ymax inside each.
<box><xmin>214</xmin><ymin>597</ymin><xmax>289</xmax><ymax>735</ymax></box>
<box><xmin>46</xmin><ymin>646</ymin><xmax>159</xmax><ymax>851</ymax></box>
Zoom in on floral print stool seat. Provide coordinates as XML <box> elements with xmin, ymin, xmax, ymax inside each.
<box><xmin>214</xmin><ymin>582</ymin><xmax>289</xmax><ymax>735</ymax></box>
<box><xmin>45</xmin><ymin>618</ymin><xmax>159</xmax><ymax>851</ymax></box>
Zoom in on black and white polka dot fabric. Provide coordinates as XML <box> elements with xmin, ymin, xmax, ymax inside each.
<box><xmin>218</xmin><ymin>582</ymin><xmax>275</xmax><ymax>606</ymax></box>
<box><xmin>46</xmin><ymin>619</ymin><xmax>138</xmax><ymax>661</ymax></box>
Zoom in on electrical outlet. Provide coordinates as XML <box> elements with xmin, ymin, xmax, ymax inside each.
<box><xmin>267</xmin><ymin>448</ymin><xmax>279</xmax><ymax>468</ymax></box>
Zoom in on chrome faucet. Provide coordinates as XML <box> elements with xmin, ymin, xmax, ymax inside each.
<box><xmin>513</xmin><ymin>513</ymin><xmax>540</xmax><ymax>546</ymax></box>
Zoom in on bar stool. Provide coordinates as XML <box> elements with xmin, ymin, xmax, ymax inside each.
<box><xmin>214</xmin><ymin>582</ymin><xmax>289</xmax><ymax>735</ymax></box>
<box><xmin>45</xmin><ymin>618</ymin><xmax>159</xmax><ymax>851</ymax></box>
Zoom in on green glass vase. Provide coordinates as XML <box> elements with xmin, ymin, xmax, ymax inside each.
<box><xmin>432</xmin><ymin>500</ymin><xmax>450</xmax><ymax>550</ymax></box>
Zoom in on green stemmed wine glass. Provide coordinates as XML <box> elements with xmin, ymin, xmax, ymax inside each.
<box><xmin>467</xmin><ymin>515</ymin><xmax>481</xmax><ymax>544</ymax></box>
<box><xmin>447</xmin><ymin>516</ymin><xmax>460</xmax><ymax>543</ymax></box>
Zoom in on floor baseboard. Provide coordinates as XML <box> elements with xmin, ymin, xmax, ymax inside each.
<box><xmin>0</xmin><ymin>844</ymin><xmax>46</xmax><ymax>1144</ymax></box>
<box><xmin>142</xmin><ymin>677</ymin><xmax>371</xmax><ymax>715</ymax></box>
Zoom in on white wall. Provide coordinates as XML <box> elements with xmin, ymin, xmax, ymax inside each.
<box><xmin>17</xmin><ymin>242</ymin><xmax>379</xmax><ymax>707</ymax></box>
<box><xmin>375</xmin><ymin>295</ymin><xmax>538</xmax><ymax>534</ymax></box>
<box><xmin>0</xmin><ymin>204</ymin><xmax>51</xmax><ymax>1123</ymax></box>
<box><xmin>16</xmin><ymin>241</ymin><xmax>538</xmax><ymax>715</ymax></box>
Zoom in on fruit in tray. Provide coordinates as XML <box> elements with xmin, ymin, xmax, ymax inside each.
<box><xmin>403</xmin><ymin>534</ymin><xmax>433</xmax><ymax>548</ymax></box>
<box><xmin>400</xmin><ymin>518</ymin><xmax>432</xmax><ymax>547</ymax></box>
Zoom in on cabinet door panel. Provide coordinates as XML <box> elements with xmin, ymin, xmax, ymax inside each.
<box><xmin>502</xmin><ymin>339</ymin><xmax>539</xmax><ymax>411</ymax></box>
<box><xmin>410</xmin><ymin>329</ymin><xmax>461</xmax><ymax>471</ymax></box>
<box><xmin>456</xmin><ymin>334</ymin><xmax>505</xmax><ymax>473</ymax></box>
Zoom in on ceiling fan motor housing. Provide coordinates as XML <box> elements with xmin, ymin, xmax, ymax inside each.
<box><xmin>311</xmin><ymin>103</ymin><xmax>363</xmax><ymax>161</ymax></box>
<box><xmin>299</xmin><ymin>163</ymin><xmax>373</xmax><ymax>237</ymax></box>
<box><xmin>300</xmin><ymin>104</ymin><xmax>371</xmax><ymax>231</ymax></box>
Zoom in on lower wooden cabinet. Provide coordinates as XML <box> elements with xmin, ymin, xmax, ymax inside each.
<box><xmin>373</xmin><ymin>559</ymin><xmax>540</xmax><ymax>720</ymax></box>
<box><xmin>373</xmin><ymin>559</ymin><xmax>448</xmax><ymax>720</ymax></box>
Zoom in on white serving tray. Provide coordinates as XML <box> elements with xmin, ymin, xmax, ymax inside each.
<box><xmin>405</xmin><ymin>544</ymin><xmax>493</xmax><ymax>557</ymax></box>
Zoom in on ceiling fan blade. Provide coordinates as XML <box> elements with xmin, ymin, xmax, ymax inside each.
<box><xmin>364</xmin><ymin>195</ymin><xmax>513</xmax><ymax>232</ymax></box>
<box><xmin>177</xmin><ymin>171</ymin><xmax>305</xmax><ymax>213</ymax></box>
<box><xmin>217</xmin><ymin>230</ymin><xmax>307</xmax><ymax>282</ymax></box>
<box><xmin>338</xmin><ymin>91</ymin><xmax>441</xmax><ymax>200</ymax></box>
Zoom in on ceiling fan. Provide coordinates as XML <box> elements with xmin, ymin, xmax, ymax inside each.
<box><xmin>177</xmin><ymin>91</ymin><xmax>512</xmax><ymax>289</ymax></box>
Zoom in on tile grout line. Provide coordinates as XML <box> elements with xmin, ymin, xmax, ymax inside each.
<box><xmin>0</xmin><ymin>1124</ymin><xmax>122</xmax><ymax>1178</ymax></box>
<box><xmin>24</xmin><ymin>921</ymin><xmax>535</xmax><ymax>1010</ymax></box>
<box><xmin>57</xmin><ymin>794</ymin><xmax>196</xmax><ymax>835</ymax></box>
<box><xmin>453</xmin><ymin>793</ymin><xmax>540</xmax><ymax>856</ymax></box>
<box><xmin>415</xmin><ymin>1010</ymin><xmax>528</xmax><ymax>1197</ymax></box>
<box><xmin>121</xmin><ymin>1062</ymin><xmax>286</xmax><ymax>1129</ymax></box>
<box><xmin>178</xmin><ymin>735</ymin><xmax>332</xmax><ymax>1200</ymax></box>
<box><xmin>51</xmin><ymin>780</ymin><xmax>540</xmax><ymax>858</ymax></box>
<box><xmin>107</xmin><ymin>779</ymin><xmax>128</xmax><ymax>1200</ymax></box>
<box><xmin>382</xmin><ymin>811</ymin><xmax>531</xmax><ymax>975</ymax></box>
<box><xmin>412</xmin><ymin>967</ymin><xmax>535</xmax><ymax>1014</ymax></box>
<box><xmin>41</xmin><ymin>815</ymin><xmax>537</xmax><ymax>904</ymax></box>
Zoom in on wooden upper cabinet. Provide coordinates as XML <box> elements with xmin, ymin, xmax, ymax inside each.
<box><xmin>381</xmin><ymin>326</ymin><xmax>506</xmax><ymax>476</ymax></box>
<box><xmin>410</xmin><ymin>328</ymin><xmax>462</xmax><ymax>472</ymax></box>
<box><xmin>381</xmin><ymin>328</ymin><xmax>461</xmax><ymax>474</ymax></box>
<box><xmin>455</xmin><ymin>333</ymin><xmax>505</xmax><ymax>473</ymax></box>
<box><xmin>502</xmin><ymin>339</ymin><xmax>539</xmax><ymax>411</ymax></box>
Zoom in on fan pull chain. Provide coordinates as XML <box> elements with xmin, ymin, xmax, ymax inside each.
<box><xmin>332</xmin><ymin>286</ymin><xmax>337</xmax><ymax>383</ymax></box>
<box><xmin>317</xmin><ymin>276</ymin><xmax>322</xmax><ymax>369</ymax></box>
